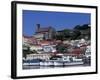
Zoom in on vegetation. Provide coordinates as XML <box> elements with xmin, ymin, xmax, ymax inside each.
<box><xmin>56</xmin><ymin>43</ymin><xmax>68</xmax><ymax>53</ymax></box>
<box><xmin>74</xmin><ymin>24</ymin><xmax>90</xmax><ymax>30</ymax></box>
<box><xmin>23</xmin><ymin>46</ymin><xmax>38</xmax><ymax>59</ymax></box>
<box><xmin>23</xmin><ymin>46</ymin><xmax>30</xmax><ymax>59</ymax></box>
<box><xmin>54</xmin><ymin>24</ymin><xmax>90</xmax><ymax>40</ymax></box>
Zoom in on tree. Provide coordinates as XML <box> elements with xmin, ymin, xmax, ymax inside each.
<box><xmin>32</xmin><ymin>50</ymin><xmax>38</xmax><ymax>54</ymax></box>
<box><xmin>56</xmin><ymin>43</ymin><xmax>68</xmax><ymax>53</ymax></box>
<box><xmin>56</xmin><ymin>34</ymin><xmax>63</xmax><ymax>40</ymax></box>
<box><xmin>55</xmin><ymin>29</ymin><xmax>72</xmax><ymax>40</ymax></box>
<box><xmin>74</xmin><ymin>24</ymin><xmax>90</xmax><ymax>30</ymax></box>
<box><xmin>23</xmin><ymin>46</ymin><xmax>30</xmax><ymax>59</ymax></box>
<box><xmin>71</xmin><ymin>30</ymin><xmax>81</xmax><ymax>40</ymax></box>
<box><xmin>74</xmin><ymin>25</ymin><xmax>82</xmax><ymax>30</ymax></box>
<box><xmin>63</xmin><ymin>29</ymin><xmax>71</xmax><ymax>39</ymax></box>
<box><xmin>73</xmin><ymin>24</ymin><xmax>90</xmax><ymax>39</ymax></box>
<box><xmin>82</xmin><ymin>24</ymin><xmax>90</xmax><ymax>30</ymax></box>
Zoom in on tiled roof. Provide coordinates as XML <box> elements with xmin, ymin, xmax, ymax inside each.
<box><xmin>23</xmin><ymin>35</ymin><xmax>36</xmax><ymax>39</ymax></box>
<box><xmin>39</xmin><ymin>40</ymin><xmax>51</xmax><ymax>45</ymax></box>
<box><xmin>71</xmin><ymin>48</ymin><xmax>84</xmax><ymax>54</ymax></box>
<box><xmin>23</xmin><ymin>35</ymin><xmax>37</xmax><ymax>44</ymax></box>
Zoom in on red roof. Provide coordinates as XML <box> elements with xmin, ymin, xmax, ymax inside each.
<box><xmin>23</xmin><ymin>35</ymin><xmax>37</xmax><ymax>44</ymax></box>
<box><xmin>71</xmin><ymin>49</ymin><xmax>82</xmax><ymax>55</ymax></box>
<box><xmin>39</xmin><ymin>40</ymin><xmax>51</xmax><ymax>45</ymax></box>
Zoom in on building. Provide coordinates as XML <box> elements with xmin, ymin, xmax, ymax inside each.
<box><xmin>34</xmin><ymin>24</ymin><xmax>56</xmax><ymax>40</ymax></box>
<box><xmin>26</xmin><ymin>54</ymin><xmax>51</xmax><ymax>60</ymax></box>
<box><xmin>23</xmin><ymin>35</ymin><xmax>38</xmax><ymax>45</ymax></box>
<box><xmin>43</xmin><ymin>45</ymin><xmax>56</xmax><ymax>53</ymax></box>
<box><xmin>30</xmin><ymin>45</ymin><xmax>43</xmax><ymax>52</ymax></box>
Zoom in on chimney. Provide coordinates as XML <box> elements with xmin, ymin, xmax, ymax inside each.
<box><xmin>37</xmin><ymin>24</ymin><xmax>40</xmax><ymax>30</ymax></box>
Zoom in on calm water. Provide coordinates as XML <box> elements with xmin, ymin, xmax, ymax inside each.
<box><xmin>23</xmin><ymin>63</ymin><xmax>90</xmax><ymax>69</ymax></box>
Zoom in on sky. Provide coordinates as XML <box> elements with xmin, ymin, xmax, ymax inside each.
<box><xmin>23</xmin><ymin>10</ymin><xmax>90</xmax><ymax>36</ymax></box>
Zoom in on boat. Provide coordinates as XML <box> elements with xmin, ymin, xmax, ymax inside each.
<box><xmin>40</xmin><ymin>61</ymin><xmax>54</xmax><ymax>66</ymax></box>
<box><xmin>53</xmin><ymin>61</ymin><xmax>63</xmax><ymax>66</ymax></box>
<box><xmin>40</xmin><ymin>62</ymin><xmax>45</xmax><ymax>66</ymax></box>
<box><xmin>47</xmin><ymin>61</ymin><xmax>54</xmax><ymax>66</ymax></box>
<box><xmin>72</xmin><ymin>57</ymin><xmax>83</xmax><ymax>62</ymax></box>
<box><xmin>23</xmin><ymin>59</ymin><xmax>40</xmax><ymax>66</ymax></box>
<box><xmin>63</xmin><ymin>57</ymin><xmax>84</xmax><ymax>66</ymax></box>
<box><xmin>64</xmin><ymin>61</ymin><xmax>84</xmax><ymax>66</ymax></box>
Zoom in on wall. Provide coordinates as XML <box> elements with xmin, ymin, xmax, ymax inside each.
<box><xmin>0</xmin><ymin>0</ymin><xmax>99</xmax><ymax>80</ymax></box>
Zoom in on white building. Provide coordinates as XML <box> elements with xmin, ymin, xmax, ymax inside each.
<box><xmin>30</xmin><ymin>45</ymin><xmax>43</xmax><ymax>52</ymax></box>
<box><xmin>85</xmin><ymin>45</ymin><xmax>91</xmax><ymax>58</ymax></box>
<box><xmin>26</xmin><ymin>54</ymin><xmax>51</xmax><ymax>60</ymax></box>
<box><xmin>43</xmin><ymin>45</ymin><xmax>56</xmax><ymax>53</ymax></box>
<box><xmin>34</xmin><ymin>33</ymin><xmax>44</xmax><ymax>41</ymax></box>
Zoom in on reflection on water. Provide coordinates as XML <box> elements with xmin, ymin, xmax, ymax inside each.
<box><xmin>23</xmin><ymin>63</ymin><xmax>90</xmax><ymax>70</ymax></box>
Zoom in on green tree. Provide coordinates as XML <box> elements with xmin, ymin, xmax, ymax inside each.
<box><xmin>74</xmin><ymin>25</ymin><xmax>82</xmax><ymax>30</ymax></box>
<box><xmin>55</xmin><ymin>29</ymin><xmax>72</xmax><ymax>40</ymax></box>
<box><xmin>32</xmin><ymin>50</ymin><xmax>38</xmax><ymax>54</ymax></box>
<box><xmin>23</xmin><ymin>46</ymin><xmax>30</xmax><ymax>59</ymax></box>
<box><xmin>74</xmin><ymin>24</ymin><xmax>90</xmax><ymax>30</ymax></box>
<box><xmin>71</xmin><ymin>30</ymin><xmax>81</xmax><ymax>40</ymax></box>
<box><xmin>56</xmin><ymin>43</ymin><xmax>68</xmax><ymax>53</ymax></box>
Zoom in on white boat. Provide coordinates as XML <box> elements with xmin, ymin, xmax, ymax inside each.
<box><xmin>29</xmin><ymin>62</ymin><xmax>40</xmax><ymax>66</ymax></box>
<box><xmin>23</xmin><ymin>59</ymin><xmax>40</xmax><ymax>66</ymax></box>
<box><xmin>40</xmin><ymin>62</ymin><xmax>45</xmax><ymax>66</ymax></box>
<box><xmin>72</xmin><ymin>57</ymin><xmax>83</xmax><ymax>62</ymax></box>
<box><xmin>54</xmin><ymin>61</ymin><xmax>63</xmax><ymax>66</ymax></box>
<box><xmin>23</xmin><ymin>63</ymin><xmax>30</xmax><ymax>66</ymax></box>
<box><xmin>40</xmin><ymin>62</ymin><xmax>49</xmax><ymax>66</ymax></box>
<box><xmin>64</xmin><ymin>61</ymin><xmax>84</xmax><ymax>66</ymax></box>
<box><xmin>47</xmin><ymin>61</ymin><xmax>54</xmax><ymax>66</ymax></box>
<box><xmin>44</xmin><ymin>62</ymin><xmax>49</xmax><ymax>66</ymax></box>
<box><xmin>23</xmin><ymin>62</ymin><xmax>40</xmax><ymax>66</ymax></box>
<box><xmin>62</xmin><ymin>56</ymin><xmax>71</xmax><ymax>62</ymax></box>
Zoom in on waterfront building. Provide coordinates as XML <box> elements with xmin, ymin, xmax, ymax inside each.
<box><xmin>26</xmin><ymin>54</ymin><xmax>51</xmax><ymax>60</ymax></box>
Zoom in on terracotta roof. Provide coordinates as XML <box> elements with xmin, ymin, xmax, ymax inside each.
<box><xmin>23</xmin><ymin>35</ymin><xmax>36</xmax><ymax>39</ymax></box>
<box><xmin>71</xmin><ymin>48</ymin><xmax>83</xmax><ymax>55</ymax></box>
<box><xmin>23</xmin><ymin>35</ymin><xmax>37</xmax><ymax>44</ymax></box>
<box><xmin>39</xmin><ymin>40</ymin><xmax>51</xmax><ymax>45</ymax></box>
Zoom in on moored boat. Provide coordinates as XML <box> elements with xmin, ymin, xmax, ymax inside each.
<box><xmin>23</xmin><ymin>59</ymin><xmax>40</xmax><ymax>66</ymax></box>
<box><xmin>53</xmin><ymin>61</ymin><xmax>63</xmax><ymax>66</ymax></box>
<box><xmin>64</xmin><ymin>61</ymin><xmax>84</xmax><ymax>66</ymax></box>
